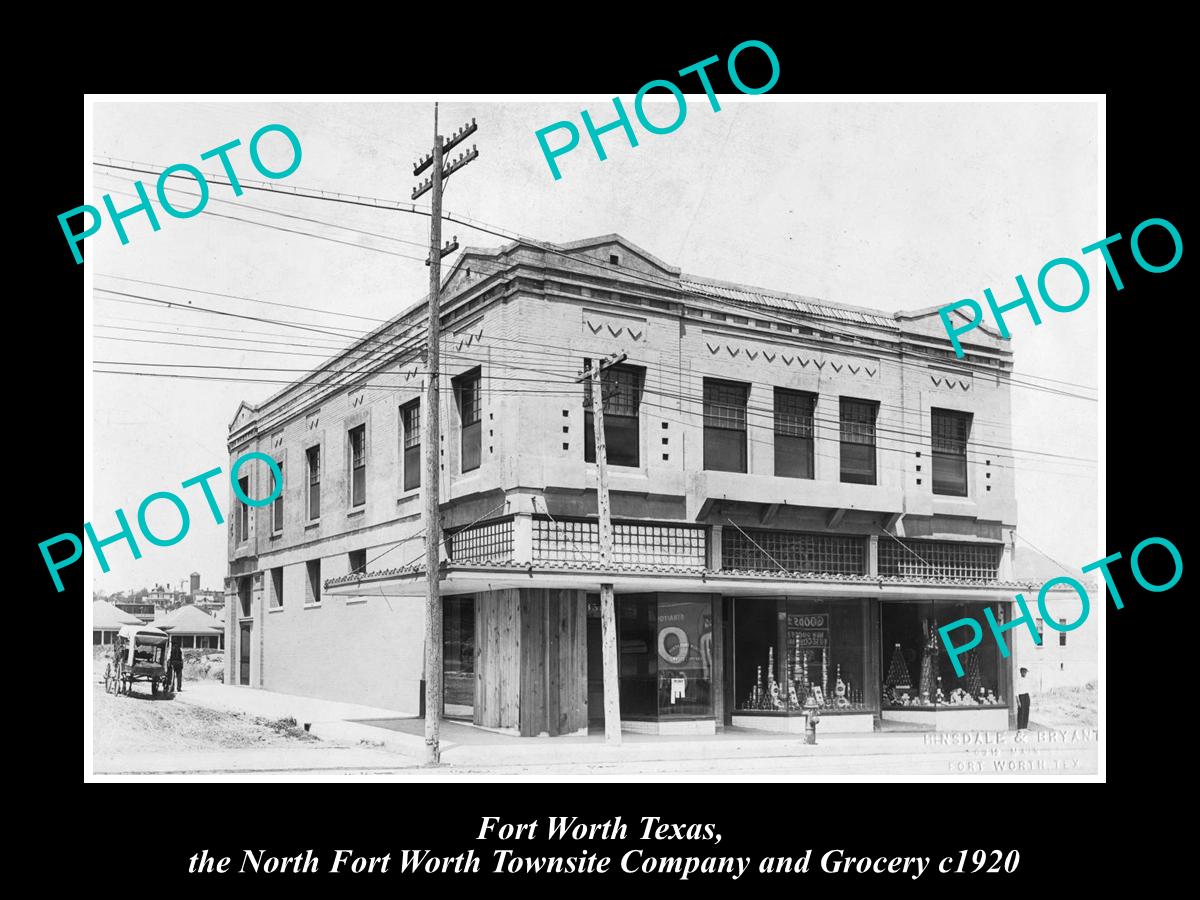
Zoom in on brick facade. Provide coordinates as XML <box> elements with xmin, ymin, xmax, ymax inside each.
<box><xmin>228</xmin><ymin>233</ymin><xmax>1020</xmax><ymax>725</ymax></box>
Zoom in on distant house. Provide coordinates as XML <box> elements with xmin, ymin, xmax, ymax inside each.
<box><xmin>93</xmin><ymin>600</ymin><xmax>140</xmax><ymax>644</ymax></box>
<box><xmin>114</xmin><ymin>600</ymin><xmax>156</xmax><ymax>623</ymax></box>
<box><xmin>1010</xmin><ymin>544</ymin><xmax>1097</xmax><ymax>691</ymax></box>
<box><xmin>191</xmin><ymin>588</ymin><xmax>226</xmax><ymax>614</ymax></box>
<box><xmin>150</xmin><ymin>604</ymin><xmax>225</xmax><ymax>650</ymax></box>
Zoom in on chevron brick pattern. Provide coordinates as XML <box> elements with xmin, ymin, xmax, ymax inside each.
<box><xmin>584</xmin><ymin>319</ymin><xmax>644</xmax><ymax>341</ymax></box>
<box><xmin>704</xmin><ymin>341</ymin><xmax>877</xmax><ymax>378</ymax></box>
<box><xmin>929</xmin><ymin>374</ymin><xmax>972</xmax><ymax>391</ymax></box>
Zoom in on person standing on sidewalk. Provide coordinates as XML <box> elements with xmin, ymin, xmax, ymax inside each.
<box><xmin>170</xmin><ymin>640</ymin><xmax>184</xmax><ymax>693</ymax></box>
<box><xmin>1016</xmin><ymin>666</ymin><xmax>1031</xmax><ymax>730</ymax></box>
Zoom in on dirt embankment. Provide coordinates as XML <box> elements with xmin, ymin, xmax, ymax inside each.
<box><xmin>1031</xmin><ymin>682</ymin><xmax>1097</xmax><ymax>728</ymax></box>
<box><xmin>92</xmin><ymin>653</ymin><xmax>317</xmax><ymax>756</ymax></box>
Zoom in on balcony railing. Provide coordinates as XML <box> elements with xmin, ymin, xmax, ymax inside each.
<box><xmin>878</xmin><ymin>538</ymin><xmax>1001</xmax><ymax>582</ymax></box>
<box><xmin>532</xmin><ymin>517</ymin><xmax>707</xmax><ymax>568</ymax></box>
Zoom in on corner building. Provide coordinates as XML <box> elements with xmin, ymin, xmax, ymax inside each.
<box><xmin>226</xmin><ymin>234</ymin><xmax>1026</xmax><ymax>736</ymax></box>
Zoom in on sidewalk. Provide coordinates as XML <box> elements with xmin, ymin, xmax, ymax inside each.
<box><xmin>175</xmin><ymin>683</ymin><xmax>1098</xmax><ymax>768</ymax></box>
<box><xmin>94</xmin><ymin>745</ymin><xmax>416</xmax><ymax>775</ymax></box>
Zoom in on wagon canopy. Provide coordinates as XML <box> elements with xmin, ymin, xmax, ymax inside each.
<box><xmin>117</xmin><ymin>624</ymin><xmax>169</xmax><ymax>644</ymax></box>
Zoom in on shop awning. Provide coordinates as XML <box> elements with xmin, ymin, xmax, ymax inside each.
<box><xmin>324</xmin><ymin>561</ymin><xmax>1032</xmax><ymax>603</ymax></box>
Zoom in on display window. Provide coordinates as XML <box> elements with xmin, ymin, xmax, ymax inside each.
<box><xmin>734</xmin><ymin>598</ymin><xmax>868</xmax><ymax>715</ymax></box>
<box><xmin>616</xmin><ymin>593</ymin><xmax>716</xmax><ymax>720</ymax></box>
<box><xmin>618</xmin><ymin>594</ymin><xmax>657</xmax><ymax>719</ymax></box>
<box><xmin>880</xmin><ymin>601</ymin><xmax>1006</xmax><ymax>709</ymax></box>
<box><xmin>655</xmin><ymin>596</ymin><xmax>714</xmax><ymax>718</ymax></box>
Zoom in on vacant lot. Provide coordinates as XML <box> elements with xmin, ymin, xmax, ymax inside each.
<box><xmin>93</xmin><ymin>667</ymin><xmax>317</xmax><ymax>757</ymax></box>
<box><xmin>1031</xmin><ymin>682</ymin><xmax>1098</xmax><ymax>729</ymax></box>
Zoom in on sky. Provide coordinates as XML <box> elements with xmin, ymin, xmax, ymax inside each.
<box><xmin>88</xmin><ymin>98</ymin><xmax>1099</xmax><ymax>593</ymax></box>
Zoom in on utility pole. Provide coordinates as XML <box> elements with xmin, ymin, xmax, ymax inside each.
<box><xmin>576</xmin><ymin>351</ymin><xmax>627</xmax><ymax>744</ymax></box>
<box><xmin>412</xmin><ymin>105</ymin><xmax>478</xmax><ymax>765</ymax></box>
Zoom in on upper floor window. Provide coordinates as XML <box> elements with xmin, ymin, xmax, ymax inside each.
<box><xmin>270</xmin><ymin>567</ymin><xmax>283</xmax><ymax>608</ymax></box>
<box><xmin>237</xmin><ymin>476</ymin><xmax>250</xmax><ymax>542</ymax></box>
<box><xmin>774</xmin><ymin>388</ymin><xmax>815</xmax><ymax>479</ymax></box>
<box><xmin>401</xmin><ymin>399</ymin><xmax>421</xmax><ymax>491</ymax></box>
<box><xmin>306</xmin><ymin>559</ymin><xmax>321</xmax><ymax>605</ymax></box>
<box><xmin>271</xmin><ymin>462</ymin><xmax>283</xmax><ymax>534</ymax></box>
<box><xmin>931</xmin><ymin>408</ymin><xmax>971</xmax><ymax>496</ymax></box>
<box><xmin>306</xmin><ymin>445</ymin><xmax>321</xmax><ymax>520</ymax></box>
<box><xmin>703</xmin><ymin>379</ymin><xmax>748</xmax><ymax>473</ymax></box>
<box><xmin>349</xmin><ymin>424</ymin><xmax>366</xmax><ymax>508</ymax></box>
<box><xmin>839</xmin><ymin>398</ymin><xmax>878</xmax><ymax>485</ymax></box>
<box><xmin>584</xmin><ymin>361</ymin><xmax>643</xmax><ymax>468</ymax></box>
<box><xmin>455</xmin><ymin>369</ymin><xmax>482</xmax><ymax>473</ymax></box>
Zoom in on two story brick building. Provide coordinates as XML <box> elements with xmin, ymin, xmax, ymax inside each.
<box><xmin>225</xmin><ymin>233</ymin><xmax>1028</xmax><ymax>736</ymax></box>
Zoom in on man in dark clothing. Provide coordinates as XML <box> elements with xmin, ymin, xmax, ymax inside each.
<box><xmin>1016</xmin><ymin>666</ymin><xmax>1031</xmax><ymax>730</ymax></box>
<box><xmin>170</xmin><ymin>641</ymin><xmax>184</xmax><ymax>692</ymax></box>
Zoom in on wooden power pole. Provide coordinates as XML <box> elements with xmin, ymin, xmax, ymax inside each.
<box><xmin>577</xmin><ymin>351</ymin><xmax>627</xmax><ymax>744</ymax></box>
<box><xmin>412</xmin><ymin>105</ymin><xmax>478</xmax><ymax>765</ymax></box>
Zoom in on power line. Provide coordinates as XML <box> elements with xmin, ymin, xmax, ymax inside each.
<box><xmin>97</xmin><ymin>168</ymin><xmax>433</xmax><ymax>251</ymax></box>
<box><xmin>93</xmin><ymin>156</ymin><xmax>1095</xmax><ymax>396</ymax></box>
<box><xmin>92</xmin><ymin>302</ymin><xmax>1094</xmax><ymax>469</ymax></box>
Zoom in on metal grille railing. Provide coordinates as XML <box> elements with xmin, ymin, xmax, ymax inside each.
<box><xmin>722</xmin><ymin>528</ymin><xmax>867</xmax><ymax>575</ymax></box>
<box><xmin>878</xmin><ymin>538</ymin><xmax>1001</xmax><ymax>581</ymax></box>
<box><xmin>533</xmin><ymin>518</ymin><xmax>707</xmax><ymax>567</ymax></box>
<box><xmin>447</xmin><ymin>518</ymin><xmax>513</xmax><ymax>562</ymax></box>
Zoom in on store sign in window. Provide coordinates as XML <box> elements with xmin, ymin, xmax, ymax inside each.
<box><xmin>788</xmin><ymin>613</ymin><xmax>828</xmax><ymax>650</ymax></box>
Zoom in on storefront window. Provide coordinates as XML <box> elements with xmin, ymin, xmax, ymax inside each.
<box><xmin>655</xmin><ymin>596</ymin><xmax>714</xmax><ymax>718</ymax></box>
<box><xmin>617</xmin><ymin>593</ymin><xmax>715</xmax><ymax>720</ymax></box>
<box><xmin>618</xmin><ymin>594</ymin><xmax>657</xmax><ymax>719</ymax></box>
<box><xmin>735</xmin><ymin>598</ymin><xmax>867</xmax><ymax>715</ymax></box>
<box><xmin>937</xmin><ymin>602</ymin><xmax>1005</xmax><ymax>707</ymax></box>
<box><xmin>881</xmin><ymin>601</ymin><xmax>1006</xmax><ymax>709</ymax></box>
<box><xmin>443</xmin><ymin>595</ymin><xmax>475</xmax><ymax>718</ymax></box>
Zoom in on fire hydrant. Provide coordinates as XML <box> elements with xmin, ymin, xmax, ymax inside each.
<box><xmin>803</xmin><ymin>694</ymin><xmax>821</xmax><ymax>744</ymax></box>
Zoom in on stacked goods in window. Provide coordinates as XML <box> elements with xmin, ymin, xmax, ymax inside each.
<box><xmin>884</xmin><ymin>642</ymin><xmax>911</xmax><ymax>706</ymax></box>
<box><xmin>918</xmin><ymin>621</ymin><xmax>938</xmax><ymax>705</ymax></box>
<box><xmin>798</xmin><ymin>650</ymin><xmax>810</xmax><ymax>704</ymax></box>
<box><xmin>963</xmin><ymin>649</ymin><xmax>985</xmax><ymax>699</ymax></box>
<box><xmin>833</xmin><ymin>663</ymin><xmax>851</xmax><ymax>708</ymax></box>
<box><xmin>765</xmin><ymin>646</ymin><xmax>782</xmax><ymax>710</ymax></box>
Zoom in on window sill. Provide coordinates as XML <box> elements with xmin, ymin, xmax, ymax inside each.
<box><xmin>305</xmin><ymin>520</ymin><xmax>321</xmax><ymax>530</ymax></box>
<box><xmin>269</xmin><ymin>532</ymin><xmax>283</xmax><ymax>541</ymax></box>
<box><xmin>346</xmin><ymin>507</ymin><xmax>365</xmax><ymax>519</ymax></box>
<box><xmin>346</xmin><ymin>597</ymin><xmax>369</xmax><ymax>605</ymax></box>
<box><xmin>303</xmin><ymin>603</ymin><xmax>322</xmax><ymax>610</ymax></box>
<box><xmin>268</xmin><ymin>606</ymin><xmax>284</xmax><ymax>614</ymax></box>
